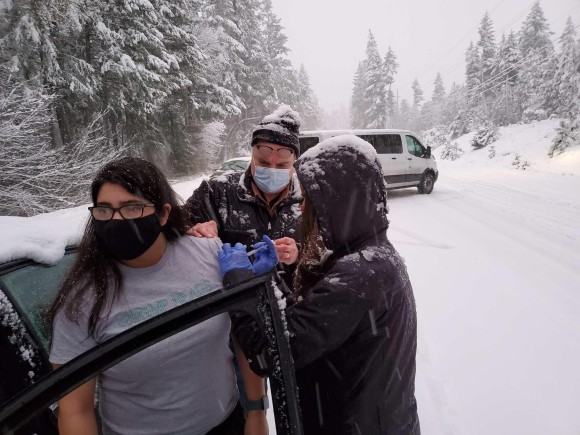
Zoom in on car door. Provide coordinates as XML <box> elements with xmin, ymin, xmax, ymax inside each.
<box><xmin>0</xmin><ymin>254</ymin><xmax>77</xmax><ymax>435</ymax></box>
<box><xmin>0</xmin><ymin>270</ymin><xmax>303</xmax><ymax>435</ymax></box>
<box><xmin>405</xmin><ymin>135</ymin><xmax>429</xmax><ymax>183</ymax></box>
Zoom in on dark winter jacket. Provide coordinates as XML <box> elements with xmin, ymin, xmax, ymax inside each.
<box><xmin>287</xmin><ymin>135</ymin><xmax>420</xmax><ymax>434</ymax></box>
<box><xmin>185</xmin><ymin>168</ymin><xmax>302</xmax><ymax>288</ymax></box>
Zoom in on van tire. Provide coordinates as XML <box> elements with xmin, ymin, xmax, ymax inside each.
<box><xmin>418</xmin><ymin>172</ymin><xmax>435</xmax><ymax>194</ymax></box>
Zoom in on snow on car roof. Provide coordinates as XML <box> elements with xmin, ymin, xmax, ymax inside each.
<box><xmin>223</xmin><ymin>156</ymin><xmax>251</xmax><ymax>162</ymax></box>
<box><xmin>0</xmin><ymin>205</ymin><xmax>88</xmax><ymax>265</ymax></box>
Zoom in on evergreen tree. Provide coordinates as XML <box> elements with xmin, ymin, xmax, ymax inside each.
<box><xmin>519</xmin><ymin>1</ymin><xmax>554</xmax><ymax>57</ymax></box>
<box><xmin>399</xmin><ymin>98</ymin><xmax>411</xmax><ymax>129</ymax></box>
<box><xmin>515</xmin><ymin>2</ymin><xmax>555</xmax><ymax>119</ymax></box>
<box><xmin>495</xmin><ymin>31</ymin><xmax>520</xmax><ymax>85</ymax></box>
<box><xmin>384</xmin><ymin>47</ymin><xmax>399</xmax><ymax>125</ymax></box>
<box><xmin>492</xmin><ymin>32</ymin><xmax>522</xmax><ymax>124</ymax></box>
<box><xmin>477</xmin><ymin>12</ymin><xmax>497</xmax><ymax>97</ymax></box>
<box><xmin>363</xmin><ymin>31</ymin><xmax>387</xmax><ymax>128</ymax></box>
<box><xmin>427</xmin><ymin>72</ymin><xmax>446</xmax><ymax>126</ymax></box>
<box><xmin>350</xmin><ymin>61</ymin><xmax>368</xmax><ymax>128</ymax></box>
<box><xmin>465</xmin><ymin>41</ymin><xmax>481</xmax><ymax>100</ymax></box>
<box><xmin>432</xmin><ymin>72</ymin><xmax>446</xmax><ymax>102</ymax></box>
<box><xmin>412</xmin><ymin>78</ymin><xmax>424</xmax><ymax>109</ymax></box>
<box><xmin>555</xmin><ymin>17</ymin><xmax>579</xmax><ymax>117</ymax></box>
<box><xmin>296</xmin><ymin>64</ymin><xmax>321</xmax><ymax>130</ymax></box>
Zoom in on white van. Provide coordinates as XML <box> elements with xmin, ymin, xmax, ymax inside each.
<box><xmin>299</xmin><ymin>129</ymin><xmax>439</xmax><ymax>194</ymax></box>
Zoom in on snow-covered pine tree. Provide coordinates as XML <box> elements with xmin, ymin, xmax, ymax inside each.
<box><xmin>0</xmin><ymin>0</ymin><xmax>69</xmax><ymax>147</ymax></box>
<box><xmin>426</xmin><ymin>72</ymin><xmax>446</xmax><ymax>126</ymax></box>
<box><xmin>432</xmin><ymin>72</ymin><xmax>446</xmax><ymax>102</ymax></box>
<box><xmin>444</xmin><ymin>82</ymin><xmax>466</xmax><ymax>126</ymax></box>
<box><xmin>517</xmin><ymin>1</ymin><xmax>555</xmax><ymax>120</ymax></box>
<box><xmin>519</xmin><ymin>1</ymin><xmax>554</xmax><ymax>56</ymax></box>
<box><xmin>296</xmin><ymin>65</ymin><xmax>321</xmax><ymax>130</ymax></box>
<box><xmin>412</xmin><ymin>78</ymin><xmax>424</xmax><ymax>109</ymax></box>
<box><xmin>399</xmin><ymin>99</ymin><xmax>411</xmax><ymax>129</ymax></box>
<box><xmin>465</xmin><ymin>41</ymin><xmax>481</xmax><ymax>102</ymax></box>
<box><xmin>555</xmin><ymin>17</ymin><xmax>579</xmax><ymax>118</ymax></box>
<box><xmin>477</xmin><ymin>12</ymin><xmax>497</xmax><ymax>98</ymax></box>
<box><xmin>408</xmin><ymin>78</ymin><xmax>424</xmax><ymax>131</ymax></box>
<box><xmin>351</xmin><ymin>61</ymin><xmax>368</xmax><ymax>128</ymax></box>
<box><xmin>384</xmin><ymin>46</ymin><xmax>399</xmax><ymax>126</ymax></box>
<box><xmin>363</xmin><ymin>31</ymin><xmax>387</xmax><ymax>128</ymax></box>
<box><xmin>492</xmin><ymin>32</ymin><xmax>522</xmax><ymax>125</ymax></box>
<box><xmin>235</xmin><ymin>0</ymin><xmax>278</xmax><ymax>116</ymax></box>
<box><xmin>261</xmin><ymin>0</ymin><xmax>296</xmax><ymax>107</ymax></box>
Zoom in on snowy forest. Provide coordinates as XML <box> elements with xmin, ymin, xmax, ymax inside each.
<box><xmin>350</xmin><ymin>2</ymin><xmax>580</xmax><ymax>157</ymax></box>
<box><xmin>0</xmin><ymin>0</ymin><xmax>320</xmax><ymax>216</ymax></box>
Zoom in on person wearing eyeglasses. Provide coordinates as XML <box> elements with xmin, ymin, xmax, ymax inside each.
<box><xmin>185</xmin><ymin>104</ymin><xmax>303</xmax><ymax>291</ymax></box>
<box><xmin>47</xmin><ymin>157</ymin><xmax>269</xmax><ymax>435</ymax></box>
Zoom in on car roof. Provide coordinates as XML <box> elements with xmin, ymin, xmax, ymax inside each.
<box><xmin>300</xmin><ymin>128</ymin><xmax>417</xmax><ymax>138</ymax></box>
<box><xmin>223</xmin><ymin>156</ymin><xmax>251</xmax><ymax>163</ymax></box>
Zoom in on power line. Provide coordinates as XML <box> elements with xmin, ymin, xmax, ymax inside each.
<box><xmin>414</xmin><ymin>0</ymin><xmax>533</xmax><ymax>81</ymax></box>
<box><xmin>436</xmin><ymin>2</ymin><xmax>580</xmax><ymax>88</ymax></box>
<box><xmin>414</xmin><ymin>26</ymin><xmax>579</xmax><ymax>121</ymax></box>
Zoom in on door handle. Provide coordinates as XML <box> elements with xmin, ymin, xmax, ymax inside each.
<box><xmin>391</xmin><ymin>157</ymin><xmax>397</xmax><ymax>160</ymax></box>
<box><xmin>408</xmin><ymin>158</ymin><xmax>412</xmax><ymax>161</ymax></box>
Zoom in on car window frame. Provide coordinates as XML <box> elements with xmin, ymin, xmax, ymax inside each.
<box><xmin>406</xmin><ymin>135</ymin><xmax>427</xmax><ymax>158</ymax></box>
<box><xmin>358</xmin><ymin>134</ymin><xmax>403</xmax><ymax>154</ymax></box>
<box><xmin>0</xmin><ymin>273</ymin><xmax>303</xmax><ymax>435</ymax></box>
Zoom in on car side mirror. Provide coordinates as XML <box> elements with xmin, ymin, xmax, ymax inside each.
<box><xmin>425</xmin><ymin>146</ymin><xmax>431</xmax><ymax>158</ymax></box>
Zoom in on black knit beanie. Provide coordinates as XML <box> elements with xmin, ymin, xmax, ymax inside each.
<box><xmin>251</xmin><ymin>105</ymin><xmax>302</xmax><ymax>156</ymax></box>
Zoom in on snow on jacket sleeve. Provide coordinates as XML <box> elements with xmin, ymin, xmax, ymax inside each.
<box><xmin>286</xmin><ymin>276</ymin><xmax>374</xmax><ymax>370</ymax></box>
<box><xmin>184</xmin><ymin>180</ymin><xmax>217</xmax><ymax>225</ymax></box>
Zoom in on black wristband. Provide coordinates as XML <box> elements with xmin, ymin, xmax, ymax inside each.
<box><xmin>246</xmin><ymin>395</ymin><xmax>269</xmax><ymax>411</ymax></box>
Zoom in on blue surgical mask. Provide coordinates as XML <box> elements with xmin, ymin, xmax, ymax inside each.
<box><xmin>253</xmin><ymin>162</ymin><xmax>292</xmax><ymax>194</ymax></box>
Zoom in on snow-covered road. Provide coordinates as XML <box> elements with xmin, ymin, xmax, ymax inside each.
<box><xmin>389</xmin><ymin>163</ymin><xmax>580</xmax><ymax>434</ymax></box>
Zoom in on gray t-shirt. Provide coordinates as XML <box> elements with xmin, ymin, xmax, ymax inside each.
<box><xmin>50</xmin><ymin>236</ymin><xmax>237</xmax><ymax>435</ymax></box>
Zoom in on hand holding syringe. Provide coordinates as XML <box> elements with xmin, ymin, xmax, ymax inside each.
<box><xmin>246</xmin><ymin>245</ymin><xmax>268</xmax><ymax>257</ymax></box>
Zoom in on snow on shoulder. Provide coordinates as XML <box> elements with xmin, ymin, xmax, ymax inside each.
<box><xmin>299</xmin><ymin>134</ymin><xmax>378</xmax><ymax>178</ymax></box>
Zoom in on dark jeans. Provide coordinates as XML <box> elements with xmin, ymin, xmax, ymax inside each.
<box><xmin>206</xmin><ymin>401</ymin><xmax>245</xmax><ymax>435</ymax></box>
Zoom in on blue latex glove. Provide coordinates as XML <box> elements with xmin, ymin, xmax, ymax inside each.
<box><xmin>218</xmin><ymin>242</ymin><xmax>252</xmax><ymax>277</ymax></box>
<box><xmin>251</xmin><ymin>235</ymin><xmax>279</xmax><ymax>276</ymax></box>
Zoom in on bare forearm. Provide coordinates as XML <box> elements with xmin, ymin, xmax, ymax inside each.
<box><xmin>233</xmin><ymin>337</ymin><xmax>266</xmax><ymax>400</ymax></box>
<box><xmin>58</xmin><ymin>411</ymin><xmax>98</xmax><ymax>435</ymax></box>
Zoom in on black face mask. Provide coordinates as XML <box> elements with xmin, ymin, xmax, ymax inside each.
<box><xmin>94</xmin><ymin>214</ymin><xmax>162</xmax><ymax>260</ymax></box>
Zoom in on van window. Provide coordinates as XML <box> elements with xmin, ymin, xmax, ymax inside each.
<box><xmin>405</xmin><ymin>135</ymin><xmax>427</xmax><ymax>157</ymax></box>
<box><xmin>299</xmin><ymin>136</ymin><xmax>319</xmax><ymax>154</ymax></box>
<box><xmin>358</xmin><ymin>134</ymin><xmax>402</xmax><ymax>154</ymax></box>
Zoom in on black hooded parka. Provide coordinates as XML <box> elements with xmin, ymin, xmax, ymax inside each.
<box><xmin>287</xmin><ymin>135</ymin><xmax>420</xmax><ymax>434</ymax></box>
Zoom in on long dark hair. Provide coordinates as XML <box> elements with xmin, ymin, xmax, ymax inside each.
<box><xmin>294</xmin><ymin>189</ymin><xmax>329</xmax><ymax>298</ymax></box>
<box><xmin>47</xmin><ymin>157</ymin><xmax>189</xmax><ymax>337</ymax></box>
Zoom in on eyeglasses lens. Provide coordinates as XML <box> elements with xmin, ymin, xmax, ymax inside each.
<box><xmin>91</xmin><ymin>205</ymin><xmax>146</xmax><ymax>221</ymax></box>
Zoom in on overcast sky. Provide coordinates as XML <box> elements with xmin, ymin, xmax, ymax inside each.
<box><xmin>270</xmin><ymin>0</ymin><xmax>580</xmax><ymax>114</ymax></box>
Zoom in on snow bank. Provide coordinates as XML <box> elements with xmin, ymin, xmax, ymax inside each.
<box><xmin>436</xmin><ymin>118</ymin><xmax>580</xmax><ymax>176</ymax></box>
